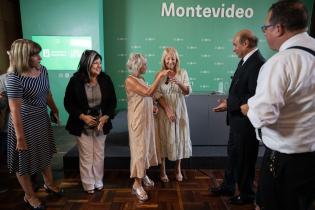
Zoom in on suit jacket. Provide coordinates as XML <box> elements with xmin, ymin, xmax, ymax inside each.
<box><xmin>64</xmin><ymin>72</ymin><xmax>117</xmax><ymax>136</ymax></box>
<box><xmin>227</xmin><ymin>50</ymin><xmax>265</xmax><ymax>132</ymax></box>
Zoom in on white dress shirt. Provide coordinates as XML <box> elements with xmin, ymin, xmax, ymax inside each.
<box><xmin>247</xmin><ymin>32</ymin><xmax>315</xmax><ymax>154</ymax></box>
<box><xmin>243</xmin><ymin>48</ymin><xmax>258</xmax><ymax>64</ymax></box>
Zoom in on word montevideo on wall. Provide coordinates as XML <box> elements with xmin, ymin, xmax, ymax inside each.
<box><xmin>161</xmin><ymin>2</ymin><xmax>254</xmax><ymax>19</ymax></box>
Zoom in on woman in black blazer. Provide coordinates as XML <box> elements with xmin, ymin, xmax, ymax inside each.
<box><xmin>64</xmin><ymin>50</ymin><xmax>116</xmax><ymax>194</ymax></box>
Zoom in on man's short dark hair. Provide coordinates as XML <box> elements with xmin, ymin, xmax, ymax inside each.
<box><xmin>269</xmin><ymin>0</ymin><xmax>308</xmax><ymax>32</ymax></box>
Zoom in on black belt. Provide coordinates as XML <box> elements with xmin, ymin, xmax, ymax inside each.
<box><xmin>265</xmin><ymin>147</ymin><xmax>315</xmax><ymax>178</ymax></box>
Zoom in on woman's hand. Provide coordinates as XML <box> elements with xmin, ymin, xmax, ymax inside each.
<box><xmin>159</xmin><ymin>69</ymin><xmax>172</xmax><ymax>77</ymax></box>
<box><xmin>80</xmin><ymin>114</ymin><xmax>98</xmax><ymax>127</ymax></box>
<box><xmin>16</xmin><ymin>136</ymin><xmax>27</xmax><ymax>151</ymax></box>
<box><xmin>97</xmin><ymin>115</ymin><xmax>109</xmax><ymax>131</ymax></box>
<box><xmin>153</xmin><ymin>105</ymin><xmax>159</xmax><ymax>115</ymax></box>
<box><xmin>169</xmin><ymin>77</ymin><xmax>179</xmax><ymax>85</ymax></box>
<box><xmin>166</xmin><ymin>109</ymin><xmax>176</xmax><ymax>122</ymax></box>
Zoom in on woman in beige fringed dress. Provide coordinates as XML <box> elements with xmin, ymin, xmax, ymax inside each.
<box><xmin>125</xmin><ymin>53</ymin><xmax>170</xmax><ymax>201</ymax></box>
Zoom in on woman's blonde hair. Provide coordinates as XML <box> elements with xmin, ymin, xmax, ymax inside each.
<box><xmin>160</xmin><ymin>47</ymin><xmax>180</xmax><ymax>73</ymax></box>
<box><xmin>7</xmin><ymin>39</ymin><xmax>42</xmax><ymax>74</ymax></box>
<box><xmin>126</xmin><ymin>53</ymin><xmax>147</xmax><ymax>74</ymax></box>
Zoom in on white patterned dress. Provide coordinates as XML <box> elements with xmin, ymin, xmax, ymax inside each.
<box><xmin>156</xmin><ymin>69</ymin><xmax>192</xmax><ymax>161</ymax></box>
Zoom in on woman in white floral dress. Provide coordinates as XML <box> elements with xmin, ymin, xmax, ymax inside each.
<box><xmin>156</xmin><ymin>48</ymin><xmax>192</xmax><ymax>182</ymax></box>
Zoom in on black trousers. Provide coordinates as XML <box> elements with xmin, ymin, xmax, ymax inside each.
<box><xmin>258</xmin><ymin>147</ymin><xmax>315</xmax><ymax>210</ymax></box>
<box><xmin>222</xmin><ymin>128</ymin><xmax>259</xmax><ymax>197</ymax></box>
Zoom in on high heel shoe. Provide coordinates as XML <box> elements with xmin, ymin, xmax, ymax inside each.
<box><xmin>160</xmin><ymin>174</ymin><xmax>169</xmax><ymax>183</ymax></box>
<box><xmin>131</xmin><ymin>186</ymin><xmax>148</xmax><ymax>201</ymax></box>
<box><xmin>85</xmin><ymin>189</ymin><xmax>95</xmax><ymax>194</ymax></box>
<box><xmin>95</xmin><ymin>186</ymin><xmax>103</xmax><ymax>191</ymax></box>
<box><xmin>43</xmin><ymin>184</ymin><xmax>64</xmax><ymax>196</ymax></box>
<box><xmin>175</xmin><ymin>172</ymin><xmax>183</xmax><ymax>182</ymax></box>
<box><xmin>24</xmin><ymin>196</ymin><xmax>46</xmax><ymax>210</ymax></box>
<box><xmin>142</xmin><ymin>175</ymin><xmax>154</xmax><ymax>187</ymax></box>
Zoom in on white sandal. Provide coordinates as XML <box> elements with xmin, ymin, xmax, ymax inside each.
<box><xmin>142</xmin><ymin>175</ymin><xmax>154</xmax><ymax>187</ymax></box>
<box><xmin>131</xmin><ymin>186</ymin><xmax>148</xmax><ymax>201</ymax></box>
<box><xmin>176</xmin><ymin>172</ymin><xmax>183</xmax><ymax>182</ymax></box>
<box><xmin>160</xmin><ymin>174</ymin><xmax>169</xmax><ymax>183</ymax></box>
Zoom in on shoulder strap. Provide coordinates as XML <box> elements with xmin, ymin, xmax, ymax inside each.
<box><xmin>287</xmin><ymin>46</ymin><xmax>315</xmax><ymax>56</ymax></box>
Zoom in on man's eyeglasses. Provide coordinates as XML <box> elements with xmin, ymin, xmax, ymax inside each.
<box><xmin>261</xmin><ymin>24</ymin><xmax>274</xmax><ymax>33</ymax></box>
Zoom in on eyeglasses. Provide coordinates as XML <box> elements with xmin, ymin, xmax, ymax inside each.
<box><xmin>261</xmin><ymin>24</ymin><xmax>274</xmax><ymax>33</ymax></box>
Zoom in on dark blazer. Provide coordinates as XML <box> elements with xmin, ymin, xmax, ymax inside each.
<box><xmin>227</xmin><ymin>50</ymin><xmax>265</xmax><ymax>131</ymax></box>
<box><xmin>64</xmin><ymin>72</ymin><xmax>117</xmax><ymax>136</ymax></box>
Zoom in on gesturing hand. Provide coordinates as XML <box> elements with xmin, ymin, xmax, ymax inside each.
<box><xmin>212</xmin><ymin>99</ymin><xmax>227</xmax><ymax>112</ymax></box>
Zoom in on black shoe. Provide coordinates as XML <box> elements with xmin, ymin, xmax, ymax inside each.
<box><xmin>43</xmin><ymin>184</ymin><xmax>64</xmax><ymax>197</ymax></box>
<box><xmin>229</xmin><ymin>195</ymin><xmax>254</xmax><ymax>205</ymax></box>
<box><xmin>0</xmin><ymin>186</ymin><xmax>8</xmax><ymax>193</ymax></box>
<box><xmin>210</xmin><ymin>186</ymin><xmax>234</xmax><ymax>196</ymax></box>
<box><xmin>24</xmin><ymin>196</ymin><xmax>46</xmax><ymax>210</ymax></box>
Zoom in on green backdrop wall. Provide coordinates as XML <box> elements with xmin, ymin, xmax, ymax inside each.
<box><xmin>20</xmin><ymin>0</ymin><xmax>104</xmax><ymax>124</ymax></box>
<box><xmin>104</xmin><ymin>0</ymin><xmax>314</xmax><ymax>110</ymax></box>
<box><xmin>19</xmin><ymin>0</ymin><xmax>314</xmax><ymax>125</ymax></box>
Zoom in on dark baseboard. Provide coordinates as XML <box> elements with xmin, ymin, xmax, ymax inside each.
<box><xmin>63</xmin><ymin>142</ymin><xmax>264</xmax><ymax>173</ymax></box>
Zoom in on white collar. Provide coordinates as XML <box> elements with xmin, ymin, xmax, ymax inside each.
<box><xmin>242</xmin><ymin>48</ymin><xmax>258</xmax><ymax>64</ymax></box>
<box><xmin>279</xmin><ymin>32</ymin><xmax>309</xmax><ymax>52</ymax></box>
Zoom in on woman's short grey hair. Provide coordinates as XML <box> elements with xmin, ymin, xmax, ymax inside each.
<box><xmin>126</xmin><ymin>53</ymin><xmax>147</xmax><ymax>74</ymax></box>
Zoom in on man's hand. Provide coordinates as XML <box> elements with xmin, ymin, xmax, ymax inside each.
<box><xmin>212</xmin><ymin>99</ymin><xmax>227</xmax><ymax>112</ymax></box>
<box><xmin>240</xmin><ymin>104</ymin><xmax>249</xmax><ymax>116</ymax></box>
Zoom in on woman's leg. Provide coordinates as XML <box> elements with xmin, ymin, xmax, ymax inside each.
<box><xmin>93</xmin><ymin>134</ymin><xmax>106</xmax><ymax>190</ymax></box>
<box><xmin>175</xmin><ymin>159</ymin><xmax>183</xmax><ymax>181</ymax></box>
<box><xmin>16</xmin><ymin>173</ymin><xmax>42</xmax><ymax>207</ymax></box>
<box><xmin>41</xmin><ymin>165</ymin><xmax>60</xmax><ymax>192</ymax></box>
<box><xmin>160</xmin><ymin>158</ymin><xmax>169</xmax><ymax>182</ymax></box>
<box><xmin>76</xmin><ymin>134</ymin><xmax>94</xmax><ymax>191</ymax></box>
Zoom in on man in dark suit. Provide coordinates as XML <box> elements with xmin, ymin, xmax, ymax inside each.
<box><xmin>210</xmin><ymin>29</ymin><xmax>265</xmax><ymax>205</ymax></box>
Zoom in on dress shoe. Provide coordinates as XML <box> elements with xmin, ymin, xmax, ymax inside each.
<box><xmin>210</xmin><ymin>186</ymin><xmax>234</xmax><ymax>196</ymax></box>
<box><xmin>43</xmin><ymin>184</ymin><xmax>64</xmax><ymax>196</ymax></box>
<box><xmin>0</xmin><ymin>186</ymin><xmax>8</xmax><ymax>193</ymax></box>
<box><xmin>160</xmin><ymin>174</ymin><xmax>169</xmax><ymax>183</ymax></box>
<box><xmin>229</xmin><ymin>195</ymin><xmax>254</xmax><ymax>205</ymax></box>
<box><xmin>131</xmin><ymin>185</ymin><xmax>148</xmax><ymax>201</ymax></box>
<box><xmin>24</xmin><ymin>196</ymin><xmax>46</xmax><ymax>210</ymax></box>
<box><xmin>142</xmin><ymin>175</ymin><xmax>154</xmax><ymax>187</ymax></box>
<box><xmin>95</xmin><ymin>186</ymin><xmax>104</xmax><ymax>191</ymax></box>
<box><xmin>86</xmin><ymin>189</ymin><xmax>95</xmax><ymax>194</ymax></box>
<box><xmin>175</xmin><ymin>172</ymin><xmax>183</xmax><ymax>182</ymax></box>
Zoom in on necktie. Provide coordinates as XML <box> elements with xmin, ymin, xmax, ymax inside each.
<box><xmin>238</xmin><ymin>59</ymin><xmax>244</xmax><ymax>68</ymax></box>
<box><xmin>229</xmin><ymin>59</ymin><xmax>244</xmax><ymax>93</ymax></box>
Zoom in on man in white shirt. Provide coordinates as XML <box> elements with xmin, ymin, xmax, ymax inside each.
<box><xmin>241</xmin><ymin>1</ymin><xmax>315</xmax><ymax>209</ymax></box>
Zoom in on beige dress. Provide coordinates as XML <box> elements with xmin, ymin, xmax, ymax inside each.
<box><xmin>126</xmin><ymin>75</ymin><xmax>159</xmax><ymax>178</ymax></box>
<box><xmin>156</xmin><ymin>69</ymin><xmax>192</xmax><ymax>161</ymax></box>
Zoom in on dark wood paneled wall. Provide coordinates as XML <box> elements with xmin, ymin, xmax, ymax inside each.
<box><xmin>0</xmin><ymin>0</ymin><xmax>22</xmax><ymax>74</ymax></box>
<box><xmin>311</xmin><ymin>1</ymin><xmax>315</xmax><ymax>38</ymax></box>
